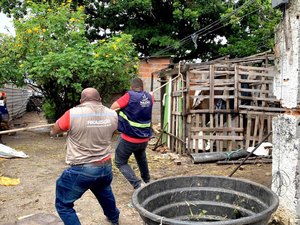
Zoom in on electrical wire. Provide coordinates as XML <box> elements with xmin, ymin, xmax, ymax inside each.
<box><xmin>154</xmin><ymin>0</ymin><xmax>256</xmax><ymax>55</ymax></box>
<box><xmin>152</xmin><ymin>0</ymin><xmax>257</xmax><ymax>57</ymax></box>
<box><xmin>271</xmin><ymin>3</ymin><xmax>291</xmax><ymax>197</ymax></box>
<box><xmin>155</xmin><ymin>5</ymin><xmax>260</xmax><ymax>57</ymax></box>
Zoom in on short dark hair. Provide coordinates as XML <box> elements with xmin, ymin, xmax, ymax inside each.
<box><xmin>130</xmin><ymin>78</ymin><xmax>144</xmax><ymax>91</ymax></box>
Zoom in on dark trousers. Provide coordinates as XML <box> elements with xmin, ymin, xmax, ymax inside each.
<box><xmin>114</xmin><ymin>137</ymin><xmax>150</xmax><ymax>189</ymax></box>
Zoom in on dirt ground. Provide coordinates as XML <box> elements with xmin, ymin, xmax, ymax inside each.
<box><xmin>0</xmin><ymin>112</ymin><xmax>276</xmax><ymax>225</ymax></box>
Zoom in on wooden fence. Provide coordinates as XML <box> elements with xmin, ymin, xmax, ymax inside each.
<box><xmin>158</xmin><ymin>53</ymin><xmax>283</xmax><ymax>154</ymax></box>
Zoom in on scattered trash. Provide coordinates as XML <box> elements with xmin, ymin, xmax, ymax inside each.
<box><xmin>174</xmin><ymin>160</ymin><xmax>182</xmax><ymax>165</ymax></box>
<box><xmin>127</xmin><ymin>200</ymin><xmax>134</xmax><ymax>208</ymax></box>
<box><xmin>247</xmin><ymin>142</ymin><xmax>272</xmax><ymax>156</ymax></box>
<box><xmin>0</xmin><ymin>143</ymin><xmax>28</xmax><ymax>158</ymax></box>
<box><xmin>0</xmin><ymin>176</ymin><xmax>20</xmax><ymax>186</ymax></box>
<box><xmin>17</xmin><ymin>213</ymin><xmax>63</xmax><ymax>224</ymax></box>
<box><xmin>186</xmin><ymin>131</ymin><xmax>211</xmax><ymax>151</ymax></box>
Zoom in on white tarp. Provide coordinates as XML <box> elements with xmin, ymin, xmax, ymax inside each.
<box><xmin>247</xmin><ymin>142</ymin><xmax>273</xmax><ymax>156</ymax></box>
<box><xmin>0</xmin><ymin>144</ymin><xmax>28</xmax><ymax>158</ymax></box>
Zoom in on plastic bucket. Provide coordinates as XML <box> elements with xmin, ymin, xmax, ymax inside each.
<box><xmin>132</xmin><ymin>175</ymin><xmax>279</xmax><ymax>225</ymax></box>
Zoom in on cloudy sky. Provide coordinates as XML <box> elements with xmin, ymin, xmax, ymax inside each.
<box><xmin>0</xmin><ymin>13</ymin><xmax>15</xmax><ymax>36</ymax></box>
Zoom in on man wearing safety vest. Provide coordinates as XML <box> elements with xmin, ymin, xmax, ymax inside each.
<box><xmin>111</xmin><ymin>77</ymin><xmax>153</xmax><ymax>189</ymax></box>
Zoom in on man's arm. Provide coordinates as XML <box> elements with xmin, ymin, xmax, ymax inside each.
<box><xmin>110</xmin><ymin>101</ymin><xmax>121</xmax><ymax>111</ymax></box>
<box><xmin>110</xmin><ymin>93</ymin><xmax>130</xmax><ymax>111</ymax></box>
<box><xmin>51</xmin><ymin>123</ymin><xmax>64</xmax><ymax>135</ymax></box>
<box><xmin>50</xmin><ymin>110</ymin><xmax>70</xmax><ymax>135</ymax></box>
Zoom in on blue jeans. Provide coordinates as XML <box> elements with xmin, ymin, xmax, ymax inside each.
<box><xmin>114</xmin><ymin>137</ymin><xmax>150</xmax><ymax>189</ymax></box>
<box><xmin>55</xmin><ymin>164</ymin><xmax>119</xmax><ymax>225</ymax></box>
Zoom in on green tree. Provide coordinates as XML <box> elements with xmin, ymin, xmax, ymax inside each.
<box><xmin>0</xmin><ymin>1</ymin><xmax>138</xmax><ymax>121</ymax></box>
<box><xmin>218</xmin><ymin>0</ymin><xmax>281</xmax><ymax>57</ymax></box>
<box><xmin>84</xmin><ymin>0</ymin><xmax>227</xmax><ymax>60</ymax></box>
<box><xmin>0</xmin><ymin>0</ymin><xmax>282</xmax><ymax>61</ymax></box>
<box><xmin>84</xmin><ymin>0</ymin><xmax>281</xmax><ymax>60</ymax></box>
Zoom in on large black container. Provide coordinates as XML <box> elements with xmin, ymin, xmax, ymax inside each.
<box><xmin>132</xmin><ymin>176</ymin><xmax>279</xmax><ymax>225</ymax></box>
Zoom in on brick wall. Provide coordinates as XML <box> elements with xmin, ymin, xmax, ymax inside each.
<box><xmin>138</xmin><ymin>57</ymin><xmax>171</xmax><ymax>124</ymax></box>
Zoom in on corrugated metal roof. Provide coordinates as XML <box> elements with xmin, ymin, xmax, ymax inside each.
<box><xmin>0</xmin><ymin>85</ymin><xmax>32</xmax><ymax>120</ymax></box>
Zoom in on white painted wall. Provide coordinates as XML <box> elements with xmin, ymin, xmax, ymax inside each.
<box><xmin>272</xmin><ymin>115</ymin><xmax>300</xmax><ymax>223</ymax></box>
<box><xmin>273</xmin><ymin>0</ymin><xmax>300</xmax><ymax>108</ymax></box>
<box><xmin>272</xmin><ymin>0</ymin><xmax>300</xmax><ymax>224</ymax></box>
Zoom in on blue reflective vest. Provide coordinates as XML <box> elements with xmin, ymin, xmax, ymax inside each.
<box><xmin>118</xmin><ymin>91</ymin><xmax>153</xmax><ymax>138</ymax></box>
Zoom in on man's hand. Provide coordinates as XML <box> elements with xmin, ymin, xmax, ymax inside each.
<box><xmin>51</xmin><ymin>123</ymin><xmax>64</xmax><ymax>136</ymax></box>
<box><xmin>110</xmin><ymin>101</ymin><xmax>121</xmax><ymax>111</ymax></box>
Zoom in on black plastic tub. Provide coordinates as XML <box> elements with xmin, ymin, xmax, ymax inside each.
<box><xmin>132</xmin><ymin>176</ymin><xmax>279</xmax><ymax>225</ymax></box>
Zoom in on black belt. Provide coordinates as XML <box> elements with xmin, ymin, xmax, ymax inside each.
<box><xmin>72</xmin><ymin>158</ymin><xmax>111</xmax><ymax>167</ymax></box>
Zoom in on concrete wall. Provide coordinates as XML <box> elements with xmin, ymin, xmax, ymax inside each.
<box><xmin>138</xmin><ymin>57</ymin><xmax>171</xmax><ymax>124</ymax></box>
<box><xmin>273</xmin><ymin>0</ymin><xmax>300</xmax><ymax>108</ymax></box>
<box><xmin>272</xmin><ymin>115</ymin><xmax>300</xmax><ymax>224</ymax></box>
<box><xmin>272</xmin><ymin>0</ymin><xmax>300</xmax><ymax>224</ymax></box>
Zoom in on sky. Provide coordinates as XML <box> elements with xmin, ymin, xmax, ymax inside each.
<box><xmin>0</xmin><ymin>13</ymin><xmax>15</xmax><ymax>36</ymax></box>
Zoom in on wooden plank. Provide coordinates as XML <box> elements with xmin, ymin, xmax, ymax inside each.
<box><xmin>189</xmin><ymin>86</ymin><xmax>235</xmax><ymax>91</ymax></box>
<box><xmin>237</xmin><ymin>71</ymin><xmax>275</xmax><ymax>78</ymax></box>
<box><xmin>163</xmin><ymin>131</ymin><xmax>186</xmax><ymax>144</ymax></box>
<box><xmin>0</xmin><ymin>123</ymin><xmax>54</xmax><ymax>135</ymax></box>
<box><xmin>191</xmin><ymin>95</ymin><xmax>235</xmax><ymax>100</ymax></box>
<box><xmin>238</xmin><ymin>95</ymin><xmax>281</xmax><ymax>102</ymax></box>
<box><xmin>171</xmin><ymin>80</ymin><xmax>176</xmax><ymax>152</ymax></box>
<box><xmin>233</xmin><ymin>115</ymin><xmax>239</xmax><ymax>149</ymax></box>
<box><xmin>191</xmin><ymin>135</ymin><xmax>244</xmax><ymax>141</ymax></box>
<box><xmin>189</xmin><ymin>109</ymin><xmax>236</xmax><ymax>113</ymax></box>
<box><xmin>209</xmin><ymin>65</ymin><xmax>215</xmax><ymax>113</ymax></box>
<box><xmin>189</xmin><ymin>86</ymin><xmax>210</xmax><ymax>91</ymax></box>
<box><xmin>210</xmin><ymin>113</ymin><xmax>214</xmax><ymax>152</ymax></box>
<box><xmin>190</xmin><ymin>81</ymin><xmax>235</xmax><ymax>86</ymax></box>
<box><xmin>260</xmin><ymin>75</ymin><xmax>267</xmax><ymax>107</ymax></box>
<box><xmin>171</xmin><ymin>111</ymin><xmax>183</xmax><ymax>116</ymax></box>
<box><xmin>191</xmin><ymin>127</ymin><xmax>244</xmax><ymax>132</ymax></box>
<box><xmin>186</xmin><ymin>72</ymin><xmax>191</xmax><ymax>113</ymax></box>
<box><xmin>182</xmin><ymin>74</ymin><xmax>187</xmax><ymax>155</ymax></box>
<box><xmin>239</xmin><ymin>88</ymin><xmax>275</xmax><ymax>94</ymax></box>
<box><xmin>214</xmin><ymin>70</ymin><xmax>235</xmax><ymax>75</ymax></box>
<box><xmin>253</xmin><ymin>115</ymin><xmax>259</xmax><ymax>146</ymax></box>
<box><xmin>245</xmin><ymin>113</ymin><xmax>252</xmax><ymax>148</ymax></box>
<box><xmin>195</xmin><ymin>113</ymin><xmax>200</xmax><ymax>153</ymax></box>
<box><xmin>216</xmin><ymin>159</ymin><xmax>272</xmax><ymax>165</ymax></box>
<box><xmin>238</xmin><ymin>65</ymin><xmax>274</xmax><ymax>71</ymax></box>
<box><xmin>187</xmin><ymin>115</ymin><xmax>192</xmax><ymax>153</ymax></box>
<box><xmin>240</xmin><ymin>114</ymin><xmax>244</xmax><ymax>149</ymax></box>
<box><xmin>215</xmin><ymin>113</ymin><xmax>220</xmax><ymax>152</ymax></box>
<box><xmin>234</xmin><ymin>66</ymin><xmax>239</xmax><ymax>112</ymax></box>
<box><xmin>227</xmin><ymin>113</ymin><xmax>233</xmax><ymax>151</ymax></box>
<box><xmin>201</xmin><ymin>114</ymin><xmax>206</xmax><ymax>151</ymax></box>
<box><xmin>258</xmin><ymin>114</ymin><xmax>264</xmax><ymax>143</ymax></box>
<box><xmin>189</xmin><ymin>70</ymin><xmax>210</xmax><ymax>74</ymax></box>
<box><xmin>240</xmin><ymin>110</ymin><xmax>282</xmax><ymax>115</ymax></box>
<box><xmin>220</xmin><ymin>113</ymin><xmax>224</xmax><ymax>151</ymax></box>
<box><xmin>239</xmin><ymin>105</ymin><xmax>284</xmax><ymax>112</ymax></box>
<box><xmin>267</xmin><ymin>115</ymin><xmax>272</xmax><ymax>142</ymax></box>
<box><xmin>172</xmin><ymin>91</ymin><xmax>186</xmax><ymax>97</ymax></box>
<box><xmin>238</xmin><ymin>80</ymin><xmax>274</xmax><ymax>84</ymax></box>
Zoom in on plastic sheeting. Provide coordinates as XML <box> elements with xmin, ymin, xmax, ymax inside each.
<box><xmin>0</xmin><ymin>143</ymin><xmax>28</xmax><ymax>158</ymax></box>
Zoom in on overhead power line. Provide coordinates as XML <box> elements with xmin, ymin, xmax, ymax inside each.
<box><xmin>152</xmin><ymin>0</ymin><xmax>257</xmax><ymax>57</ymax></box>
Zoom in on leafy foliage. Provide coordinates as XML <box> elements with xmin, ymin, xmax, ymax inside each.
<box><xmin>218</xmin><ymin>0</ymin><xmax>281</xmax><ymax>57</ymax></box>
<box><xmin>83</xmin><ymin>0</ymin><xmax>281</xmax><ymax>60</ymax></box>
<box><xmin>1</xmin><ymin>0</ymin><xmax>281</xmax><ymax>61</ymax></box>
<box><xmin>84</xmin><ymin>0</ymin><xmax>227</xmax><ymax>60</ymax></box>
<box><xmin>0</xmin><ymin>1</ymin><xmax>138</xmax><ymax>121</ymax></box>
